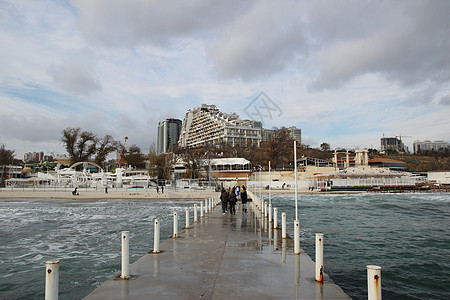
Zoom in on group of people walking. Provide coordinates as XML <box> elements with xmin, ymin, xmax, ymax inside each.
<box><xmin>220</xmin><ymin>185</ymin><xmax>248</xmax><ymax>214</ymax></box>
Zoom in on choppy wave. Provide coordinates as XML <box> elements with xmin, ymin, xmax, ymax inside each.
<box><xmin>1</xmin><ymin>194</ymin><xmax>449</xmax><ymax>300</ymax></box>
<box><xmin>0</xmin><ymin>198</ymin><xmax>201</xmax><ymax>299</ymax></box>
<box><xmin>267</xmin><ymin>193</ymin><xmax>450</xmax><ymax>300</ymax></box>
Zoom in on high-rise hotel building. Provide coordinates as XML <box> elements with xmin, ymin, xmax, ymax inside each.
<box><xmin>178</xmin><ymin>104</ymin><xmax>263</xmax><ymax>148</ymax></box>
<box><xmin>157</xmin><ymin>118</ymin><xmax>182</xmax><ymax>155</ymax></box>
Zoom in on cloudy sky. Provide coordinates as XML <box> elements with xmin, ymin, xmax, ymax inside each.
<box><xmin>1</xmin><ymin>0</ymin><xmax>449</xmax><ymax>158</ymax></box>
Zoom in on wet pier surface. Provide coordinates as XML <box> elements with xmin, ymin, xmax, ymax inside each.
<box><xmin>84</xmin><ymin>202</ymin><xmax>351</xmax><ymax>299</ymax></box>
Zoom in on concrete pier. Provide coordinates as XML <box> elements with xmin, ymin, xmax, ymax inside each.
<box><xmin>84</xmin><ymin>202</ymin><xmax>350</xmax><ymax>299</ymax></box>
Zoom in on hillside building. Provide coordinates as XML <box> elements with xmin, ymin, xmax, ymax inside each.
<box><xmin>381</xmin><ymin>137</ymin><xmax>409</xmax><ymax>152</ymax></box>
<box><xmin>413</xmin><ymin>140</ymin><xmax>449</xmax><ymax>153</ymax></box>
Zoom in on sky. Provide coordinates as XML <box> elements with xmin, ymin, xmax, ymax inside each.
<box><xmin>1</xmin><ymin>0</ymin><xmax>449</xmax><ymax>159</ymax></box>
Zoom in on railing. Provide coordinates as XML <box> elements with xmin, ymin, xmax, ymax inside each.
<box><xmin>41</xmin><ymin>189</ymin><xmax>383</xmax><ymax>299</ymax></box>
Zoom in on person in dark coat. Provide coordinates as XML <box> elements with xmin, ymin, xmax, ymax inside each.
<box><xmin>220</xmin><ymin>189</ymin><xmax>228</xmax><ymax>214</ymax></box>
<box><xmin>240</xmin><ymin>186</ymin><xmax>248</xmax><ymax>213</ymax></box>
<box><xmin>229</xmin><ymin>188</ymin><xmax>237</xmax><ymax>214</ymax></box>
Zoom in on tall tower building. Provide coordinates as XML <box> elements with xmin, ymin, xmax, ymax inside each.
<box><xmin>157</xmin><ymin>118</ymin><xmax>182</xmax><ymax>155</ymax></box>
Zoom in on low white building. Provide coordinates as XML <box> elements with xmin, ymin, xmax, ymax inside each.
<box><xmin>427</xmin><ymin>171</ymin><xmax>450</xmax><ymax>184</ymax></box>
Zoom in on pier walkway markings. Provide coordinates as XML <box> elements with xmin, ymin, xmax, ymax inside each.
<box><xmin>84</xmin><ymin>202</ymin><xmax>351</xmax><ymax>299</ymax></box>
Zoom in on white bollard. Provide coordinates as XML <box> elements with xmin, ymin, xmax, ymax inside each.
<box><xmin>185</xmin><ymin>207</ymin><xmax>190</xmax><ymax>229</ymax></box>
<box><xmin>264</xmin><ymin>202</ymin><xmax>268</xmax><ymax>218</ymax></box>
<box><xmin>204</xmin><ymin>200</ymin><xmax>207</xmax><ymax>214</ymax></box>
<box><xmin>194</xmin><ymin>204</ymin><xmax>198</xmax><ymax>222</ymax></box>
<box><xmin>294</xmin><ymin>220</ymin><xmax>300</xmax><ymax>255</ymax></box>
<box><xmin>315</xmin><ymin>233</ymin><xmax>324</xmax><ymax>282</ymax></box>
<box><xmin>282</xmin><ymin>213</ymin><xmax>287</xmax><ymax>239</ymax></box>
<box><xmin>367</xmin><ymin>265</ymin><xmax>382</xmax><ymax>300</ymax></box>
<box><xmin>45</xmin><ymin>260</ymin><xmax>59</xmax><ymax>300</ymax></box>
<box><xmin>173</xmin><ymin>211</ymin><xmax>178</xmax><ymax>238</ymax></box>
<box><xmin>153</xmin><ymin>219</ymin><xmax>160</xmax><ymax>253</ymax></box>
<box><xmin>274</xmin><ymin>208</ymin><xmax>278</xmax><ymax>229</ymax></box>
<box><xmin>269</xmin><ymin>204</ymin><xmax>272</xmax><ymax>223</ymax></box>
<box><xmin>121</xmin><ymin>231</ymin><xmax>130</xmax><ymax>279</ymax></box>
<box><xmin>200</xmin><ymin>202</ymin><xmax>204</xmax><ymax>218</ymax></box>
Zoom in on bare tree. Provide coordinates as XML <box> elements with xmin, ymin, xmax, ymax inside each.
<box><xmin>0</xmin><ymin>143</ymin><xmax>15</xmax><ymax>186</ymax></box>
<box><xmin>0</xmin><ymin>143</ymin><xmax>15</xmax><ymax>165</ymax></box>
<box><xmin>266</xmin><ymin>127</ymin><xmax>294</xmax><ymax>168</ymax></box>
<box><xmin>62</xmin><ymin>127</ymin><xmax>97</xmax><ymax>164</ymax></box>
<box><xmin>124</xmin><ymin>144</ymin><xmax>146</xmax><ymax>169</ymax></box>
<box><xmin>94</xmin><ymin>135</ymin><xmax>118</xmax><ymax>168</ymax></box>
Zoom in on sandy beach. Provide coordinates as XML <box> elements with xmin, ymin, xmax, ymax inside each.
<box><xmin>0</xmin><ymin>188</ymin><xmax>363</xmax><ymax>200</ymax></box>
<box><xmin>0</xmin><ymin>189</ymin><xmax>220</xmax><ymax>200</ymax></box>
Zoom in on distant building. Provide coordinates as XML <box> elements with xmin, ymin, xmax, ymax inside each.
<box><xmin>178</xmin><ymin>104</ymin><xmax>262</xmax><ymax>148</ymax></box>
<box><xmin>413</xmin><ymin>140</ymin><xmax>449</xmax><ymax>153</ymax></box>
<box><xmin>262</xmin><ymin>126</ymin><xmax>301</xmax><ymax>143</ymax></box>
<box><xmin>381</xmin><ymin>137</ymin><xmax>408</xmax><ymax>153</ymax></box>
<box><xmin>24</xmin><ymin>151</ymin><xmax>45</xmax><ymax>163</ymax></box>
<box><xmin>157</xmin><ymin>118</ymin><xmax>182</xmax><ymax>155</ymax></box>
<box><xmin>262</xmin><ymin>129</ymin><xmax>273</xmax><ymax>142</ymax></box>
<box><xmin>287</xmin><ymin>126</ymin><xmax>302</xmax><ymax>144</ymax></box>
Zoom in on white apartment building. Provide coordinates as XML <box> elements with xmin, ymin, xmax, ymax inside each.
<box><xmin>413</xmin><ymin>140</ymin><xmax>449</xmax><ymax>153</ymax></box>
<box><xmin>178</xmin><ymin>104</ymin><xmax>262</xmax><ymax>148</ymax></box>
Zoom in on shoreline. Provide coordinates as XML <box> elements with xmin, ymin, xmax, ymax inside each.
<box><xmin>0</xmin><ymin>190</ymin><xmax>219</xmax><ymax>200</ymax></box>
<box><xmin>1</xmin><ymin>188</ymin><xmax>443</xmax><ymax>200</ymax></box>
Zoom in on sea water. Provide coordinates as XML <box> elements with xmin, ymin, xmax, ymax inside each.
<box><xmin>0</xmin><ymin>198</ymin><xmax>199</xmax><ymax>299</ymax></box>
<box><xmin>0</xmin><ymin>194</ymin><xmax>449</xmax><ymax>299</ymax></box>
<box><xmin>266</xmin><ymin>192</ymin><xmax>450</xmax><ymax>300</ymax></box>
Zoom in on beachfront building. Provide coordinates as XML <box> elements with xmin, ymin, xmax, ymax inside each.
<box><xmin>157</xmin><ymin>118</ymin><xmax>182</xmax><ymax>155</ymax></box>
<box><xmin>413</xmin><ymin>140</ymin><xmax>449</xmax><ymax>154</ymax></box>
<box><xmin>178</xmin><ymin>104</ymin><xmax>262</xmax><ymax>148</ymax></box>
<box><xmin>199</xmin><ymin>157</ymin><xmax>252</xmax><ymax>186</ymax></box>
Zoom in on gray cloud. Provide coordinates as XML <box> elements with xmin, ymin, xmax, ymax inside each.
<box><xmin>439</xmin><ymin>95</ymin><xmax>450</xmax><ymax>106</ymax></box>
<box><xmin>51</xmin><ymin>59</ymin><xmax>102</xmax><ymax>95</ymax></box>
<box><xmin>400</xmin><ymin>87</ymin><xmax>437</xmax><ymax>106</ymax></box>
<box><xmin>0</xmin><ymin>113</ymin><xmax>62</xmax><ymax>143</ymax></box>
<box><xmin>73</xmin><ymin>0</ymin><xmax>254</xmax><ymax>47</ymax></box>
<box><xmin>210</xmin><ymin>1</ymin><xmax>307</xmax><ymax>80</ymax></box>
<box><xmin>73</xmin><ymin>0</ymin><xmax>450</xmax><ymax>91</ymax></box>
<box><xmin>308</xmin><ymin>0</ymin><xmax>450</xmax><ymax>89</ymax></box>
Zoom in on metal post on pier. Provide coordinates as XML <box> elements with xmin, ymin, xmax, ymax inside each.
<box><xmin>265</xmin><ymin>201</ymin><xmax>268</xmax><ymax>218</ymax></box>
<box><xmin>269</xmin><ymin>204</ymin><xmax>272</xmax><ymax>223</ymax></box>
<box><xmin>294</xmin><ymin>220</ymin><xmax>300</xmax><ymax>254</ymax></box>
<box><xmin>282</xmin><ymin>212</ymin><xmax>287</xmax><ymax>239</ymax></box>
<box><xmin>121</xmin><ymin>231</ymin><xmax>130</xmax><ymax>279</ymax></box>
<box><xmin>200</xmin><ymin>201</ymin><xmax>204</xmax><ymax>218</ymax></box>
<box><xmin>173</xmin><ymin>212</ymin><xmax>178</xmax><ymax>238</ymax></box>
<box><xmin>153</xmin><ymin>219</ymin><xmax>160</xmax><ymax>253</ymax></box>
<box><xmin>45</xmin><ymin>260</ymin><xmax>59</xmax><ymax>300</ymax></box>
<box><xmin>274</xmin><ymin>208</ymin><xmax>278</xmax><ymax>229</ymax></box>
<box><xmin>315</xmin><ymin>233</ymin><xmax>324</xmax><ymax>282</ymax></box>
<box><xmin>185</xmin><ymin>207</ymin><xmax>190</xmax><ymax>229</ymax></box>
<box><xmin>194</xmin><ymin>204</ymin><xmax>198</xmax><ymax>223</ymax></box>
<box><xmin>367</xmin><ymin>265</ymin><xmax>382</xmax><ymax>300</ymax></box>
